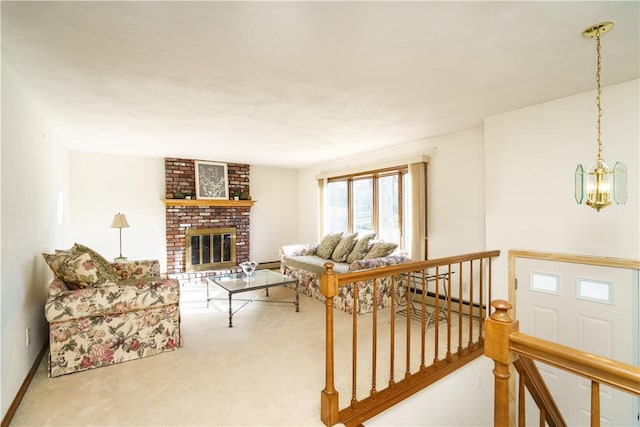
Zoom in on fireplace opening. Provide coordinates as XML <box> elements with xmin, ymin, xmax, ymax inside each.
<box><xmin>185</xmin><ymin>227</ymin><xmax>236</xmax><ymax>272</ymax></box>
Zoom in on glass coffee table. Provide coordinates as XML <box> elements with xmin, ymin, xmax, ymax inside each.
<box><xmin>206</xmin><ymin>270</ymin><xmax>299</xmax><ymax>327</ymax></box>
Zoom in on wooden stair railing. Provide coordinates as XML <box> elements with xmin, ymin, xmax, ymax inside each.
<box><xmin>485</xmin><ymin>300</ymin><xmax>640</xmax><ymax>427</ymax></box>
<box><xmin>320</xmin><ymin>250</ymin><xmax>500</xmax><ymax>427</ymax></box>
<box><xmin>513</xmin><ymin>356</ymin><xmax>566</xmax><ymax>427</ymax></box>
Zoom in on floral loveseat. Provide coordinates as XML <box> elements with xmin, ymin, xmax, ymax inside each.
<box><xmin>280</xmin><ymin>232</ymin><xmax>411</xmax><ymax>314</ymax></box>
<box><xmin>43</xmin><ymin>244</ymin><xmax>181</xmax><ymax>377</ymax></box>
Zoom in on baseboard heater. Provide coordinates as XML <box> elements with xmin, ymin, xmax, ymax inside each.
<box><xmin>256</xmin><ymin>260</ymin><xmax>280</xmax><ymax>270</ymax></box>
<box><xmin>410</xmin><ymin>289</ymin><xmax>488</xmax><ymax>312</ymax></box>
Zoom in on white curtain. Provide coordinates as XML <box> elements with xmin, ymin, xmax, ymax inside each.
<box><xmin>317</xmin><ymin>178</ymin><xmax>326</xmax><ymax>240</ymax></box>
<box><xmin>408</xmin><ymin>161</ymin><xmax>428</xmax><ymax>260</ymax></box>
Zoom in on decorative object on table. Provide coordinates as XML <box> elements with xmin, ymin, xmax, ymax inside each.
<box><xmin>575</xmin><ymin>21</ymin><xmax>627</xmax><ymax>212</ymax></box>
<box><xmin>110</xmin><ymin>213</ymin><xmax>130</xmax><ymax>261</ymax></box>
<box><xmin>173</xmin><ymin>189</ymin><xmax>185</xmax><ymax>199</ymax></box>
<box><xmin>239</xmin><ymin>260</ymin><xmax>258</xmax><ymax>279</ymax></box>
<box><xmin>195</xmin><ymin>160</ymin><xmax>229</xmax><ymax>200</ymax></box>
<box><xmin>183</xmin><ymin>190</ymin><xmax>193</xmax><ymax>200</ymax></box>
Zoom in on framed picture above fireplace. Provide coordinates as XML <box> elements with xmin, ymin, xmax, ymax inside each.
<box><xmin>195</xmin><ymin>161</ymin><xmax>229</xmax><ymax>200</ymax></box>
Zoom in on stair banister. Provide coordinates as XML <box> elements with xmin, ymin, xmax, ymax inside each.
<box><xmin>320</xmin><ymin>262</ymin><xmax>339</xmax><ymax>426</ymax></box>
<box><xmin>484</xmin><ymin>299</ymin><xmax>519</xmax><ymax>426</ymax></box>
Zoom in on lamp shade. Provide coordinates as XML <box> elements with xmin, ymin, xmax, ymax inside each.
<box><xmin>110</xmin><ymin>213</ymin><xmax>130</xmax><ymax>229</ymax></box>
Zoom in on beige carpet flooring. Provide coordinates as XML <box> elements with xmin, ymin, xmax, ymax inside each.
<box><xmin>9</xmin><ymin>281</ymin><xmax>475</xmax><ymax>426</ymax></box>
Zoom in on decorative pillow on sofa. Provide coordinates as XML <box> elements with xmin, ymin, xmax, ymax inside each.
<box><xmin>42</xmin><ymin>251</ymin><xmax>70</xmax><ymax>278</ymax></box>
<box><xmin>57</xmin><ymin>252</ymin><xmax>103</xmax><ymax>290</ymax></box>
<box><xmin>363</xmin><ymin>241</ymin><xmax>398</xmax><ymax>260</ymax></box>
<box><xmin>43</xmin><ymin>243</ymin><xmax>119</xmax><ymax>289</ymax></box>
<box><xmin>346</xmin><ymin>233</ymin><xmax>377</xmax><ymax>264</ymax></box>
<box><xmin>331</xmin><ymin>232</ymin><xmax>358</xmax><ymax>263</ymax></box>
<box><xmin>71</xmin><ymin>243</ymin><xmax>118</xmax><ymax>281</ymax></box>
<box><xmin>316</xmin><ymin>232</ymin><xmax>344</xmax><ymax>259</ymax></box>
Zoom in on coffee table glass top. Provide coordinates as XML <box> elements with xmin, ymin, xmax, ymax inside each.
<box><xmin>207</xmin><ymin>269</ymin><xmax>297</xmax><ymax>294</ymax></box>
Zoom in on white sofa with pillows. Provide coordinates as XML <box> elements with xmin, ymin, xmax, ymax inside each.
<box><xmin>280</xmin><ymin>232</ymin><xmax>411</xmax><ymax>314</ymax></box>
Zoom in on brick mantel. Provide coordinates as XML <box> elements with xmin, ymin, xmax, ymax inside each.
<box><xmin>164</xmin><ymin>158</ymin><xmax>251</xmax><ymax>274</ymax></box>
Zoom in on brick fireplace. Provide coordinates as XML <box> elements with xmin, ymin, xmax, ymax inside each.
<box><xmin>164</xmin><ymin>158</ymin><xmax>251</xmax><ymax>276</ymax></box>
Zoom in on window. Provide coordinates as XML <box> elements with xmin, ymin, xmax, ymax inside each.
<box><xmin>326</xmin><ymin>181</ymin><xmax>347</xmax><ymax>232</ymax></box>
<box><xmin>576</xmin><ymin>277</ymin><xmax>613</xmax><ymax>304</ymax></box>
<box><xmin>325</xmin><ymin>166</ymin><xmax>407</xmax><ymax>248</ymax></box>
<box><xmin>353</xmin><ymin>177</ymin><xmax>373</xmax><ymax>234</ymax></box>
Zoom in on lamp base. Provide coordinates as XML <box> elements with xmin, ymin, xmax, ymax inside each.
<box><xmin>114</xmin><ymin>256</ymin><xmax>128</xmax><ymax>262</ymax></box>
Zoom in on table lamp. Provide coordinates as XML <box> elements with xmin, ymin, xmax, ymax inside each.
<box><xmin>110</xmin><ymin>213</ymin><xmax>130</xmax><ymax>261</ymax></box>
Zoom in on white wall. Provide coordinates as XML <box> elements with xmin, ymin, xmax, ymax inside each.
<box><xmin>296</xmin><ymin>127</ymin><xmax>487</xmax><ymax>258</ymax></box>
<box><xmin>369</xmin><ymin>357</ymin><xmax>494</xmax><ymax>426</ymax></box>
<box><xmin>68</xmin><ymin>153</ymin><xmax>299</xmax><ymax>270</ymax></box>
<box><xmin>485</xmin><ymin>79</ymin><xmax>639</xmax><ymax>301</ymax></box>
<box><xmin>69</xmin><ymin>152</ymin><xmax>167</xmax><ymax>269</ymax></box>
<box><xmin>1</xmin><ymin>66</ymin><xmax>69</xmax><ymax>420</ymax></box>
<box><xmin>250</xmin><ymin>165</ymin><xmax>298</xmax><ymax>262</ymax></box>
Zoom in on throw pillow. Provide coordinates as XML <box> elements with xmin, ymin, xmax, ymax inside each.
<box><xmin>42</xmin><ymin>251</ymin><xmax>72</xmax><ymax>278</ymax></box>
<box><xmin>346</xmin><ymin>233</ymin><xmax>377</xmax><ymax>264</ymax></box>
<box><xmin>43</xmin><ymin>251</ymin><xmax>104</xmax><ymax>290</ymax></box>
<box><xmin>71</xmin><ymin>243</ymin><xmax>119</xmax><ymax>282</ymax></box>
<box><xmin>331</xmin><ymin>232</ymin><xmax>358</xmax><ymax>263</ymax></box>
<box><xmin>55</xmin><ymin>252</ymin><xmax>102</xmax><ymax>290</ymax></box>
<box><xmin>316</xmin><ymin>232</ymin><xmax>344</xmax><ymax>259</ymax></box>
<box><xmin>363</xmin><ymin>241</ymin><xmax>399</xmax><ymax>260</ymax></box>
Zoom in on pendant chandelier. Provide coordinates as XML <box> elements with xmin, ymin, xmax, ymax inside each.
<box><xmin>575</xmin><ymin>21</ymin><xmax>627</xmax><ymax>212</ymax></box>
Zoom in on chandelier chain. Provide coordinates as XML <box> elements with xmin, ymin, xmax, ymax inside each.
<box><xmin>595</xmin><ymin>29</ymin><xmax>603</xmax><ymax>162</ymax></box>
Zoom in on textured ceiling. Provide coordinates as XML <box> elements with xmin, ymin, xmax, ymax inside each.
<box><xmin>2</xmin><ymin>1</ymin><xmax>639</xmax><ymax>168</ymax></box>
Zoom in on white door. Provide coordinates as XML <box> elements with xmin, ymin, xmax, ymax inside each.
<box><xmin>516</xmin><ymin>258</ymin><xmax>639</xmax><ymax>427</ymax></box>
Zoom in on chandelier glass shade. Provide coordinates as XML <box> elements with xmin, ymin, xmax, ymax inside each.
<box><xmin>574</xmin><ymin>21</ymin><xmax>627</xmax><ymax>212</ymax></box>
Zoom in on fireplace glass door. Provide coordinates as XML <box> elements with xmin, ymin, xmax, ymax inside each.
<box><xmin>186</xmin><ymin>227</ymin><xmax>236</xmax><ymax>271</ymax></box>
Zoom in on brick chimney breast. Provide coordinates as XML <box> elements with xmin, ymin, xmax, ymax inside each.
<box><xmin>164</xmin><ymin>158</ymin><xmax>250</xmax><ymax>274</ymax></box>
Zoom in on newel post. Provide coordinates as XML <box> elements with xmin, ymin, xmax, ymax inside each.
<box><xmin>320</xmin><ymin>262</ymin><xmax>339</xmax><ymax>426</ymax></box>
<box><xmin>485</xmin><ymin>300</ymin><xmax>519</xmax><ymax>427</ymax></box>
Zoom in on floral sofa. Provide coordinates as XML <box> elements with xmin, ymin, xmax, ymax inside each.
<box><xmin>43</xmin><ymin>244</ymin><xmax>181</xmax><ymax>377</ymax></box>
<box><xmin>280</xmin><ymin>233</ymin><xmax>411</xmax><ymax>314</ymax></box>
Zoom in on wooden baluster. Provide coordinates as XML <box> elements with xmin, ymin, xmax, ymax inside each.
<box><xmin>468</xmin><ymin>260</ymin><xmax>474</xmax><ymax>348</ymax></box>
<box><xmin>591</xmin><ymin>381</ymin><xmax>600</xmax><ymax>427</ymax></box>
<box><xmin>389</xmin><ymin>275</ymin><xmax>396</xmax><ymax>387</ymax></box>
<box><xmin>488</xmin><ymin>257</ymin><xmax>493</xmax><ymax>317</ymax></box>
<box><xmin>446</xmin><ymin>264</ymin><xmax>452</xmax><ymax>361</ymax></box>
<box><xmin>479</xmin><ymin>258</ymin><xmax>484</xmax><ymax>340</ymax></box>
<box><xmin>433</xmin><ymin>266</ymin><xmax>440</xmax><ymax>364</ymax></box>
<box><xmin>320</xmin><ymin>263</ymin><xmax>340</xmax><ymax>427</ymax></box>
<box><xmin>371</xmin><ymin>279</ymin><xmax>378</xmax><ymax>398</ymax></box>
<box><xmin>404</xmin><ymin>273</ymin><xmax>413</xmax><ymax>378</ymax></box>
<box><xmin>518</xmin><ymin>373</ymin><xmax>525</xmax><ymax>427</ymax></box>
<box><xmin>351</xmin><ymin>281</ymin><xmax>359</xmax><ymax>408</ymax></box>
<box><xmin>458</xmin><ymin>262</ymin><xmax>463</xmax><ymax>355</ymax></box>
<box><xmin>420</xmin><ymin>269</ymin><xmax>427</xmax><ymax>371</ymax></box>
<box><xmin>485</xmin><ymin>300</ymin><xmax>519</xmax><ymax>427</ymax></box>
<box><xmin>405</xmin><ymin>274</ymin><xmax>411</xmax><ymax>379</ymax></box>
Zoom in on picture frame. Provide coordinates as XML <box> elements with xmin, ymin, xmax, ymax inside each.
<box><xmin>195</xmin><ymin>161</ymin><xmax>229</xmax><ymax>200</ymax></box>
